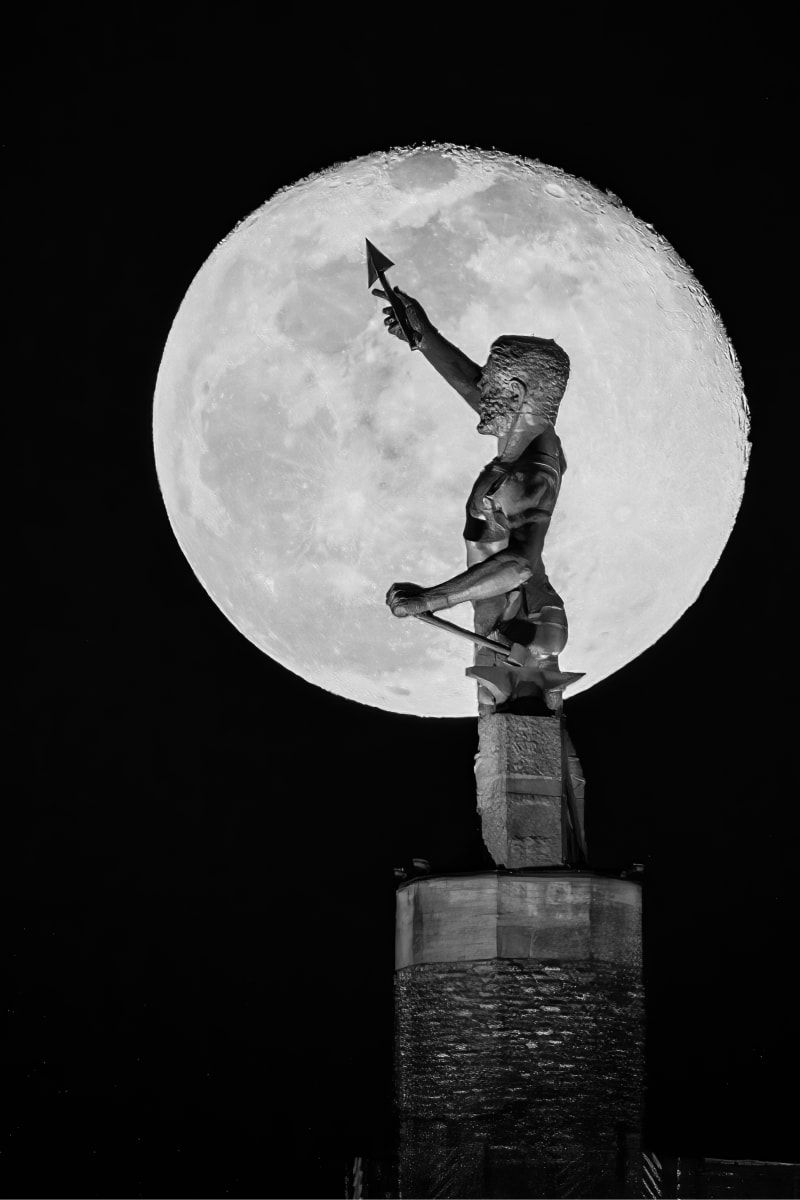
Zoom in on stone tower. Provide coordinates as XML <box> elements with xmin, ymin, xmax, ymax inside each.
<box><xmin>394</xmin><ymin>711</ymin><xmax>645</xmax><ymax>1198</ymax></box>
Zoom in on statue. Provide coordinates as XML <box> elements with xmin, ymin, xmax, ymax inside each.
<box><xmin>370</xmin><ymin>245</ymin><xmax>583</xmax><ymax>715</ymax></box>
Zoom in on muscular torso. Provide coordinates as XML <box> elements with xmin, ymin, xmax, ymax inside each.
<box><xmin>464</xmin><ymin>428</ymin><xmax>566</xmax><ymax>546</ymax></box>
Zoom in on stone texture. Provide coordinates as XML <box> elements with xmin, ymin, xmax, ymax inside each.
<box><xmin>396</xmin><ymin>873</ymin><xmax>642</xmax><ymax>971</ymax></box>
<box><xmin>395</xmin><ymin>873</ymin><xmax>644</xmax><ymax>1198</ymax></box>
<box><xmin>474</xmin><ymin>713</ymin><xmax>586</xmax><ymax>868</ymax></box>
<box><xmin>656</xmin><ymin>1156</ymin><xmax>800</xmax><ymax>1199</ymax></box>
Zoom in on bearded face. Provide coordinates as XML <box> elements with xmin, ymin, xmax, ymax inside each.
<box><xmin>479</xmin><ymin>336</ymin><xmax>570</xmax><ymax>433</ymax></box>
<box><xmin>476</xmin><ymin>361</ymin><xmax>520</xmax><ymax>437</ymax></box>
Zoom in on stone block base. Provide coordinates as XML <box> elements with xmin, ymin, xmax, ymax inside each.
<box><xmin>395</xmin><ymin>872</ymin><xmax>643</xmax><ymax>1199</ymax></box>
<box><xmin>475</xmin><ymin>712</ymin><xmax>586</xmax><ymax>868</ymax></box>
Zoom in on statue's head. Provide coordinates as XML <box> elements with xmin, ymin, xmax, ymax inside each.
<box><xmin>477</xmin><ymin>335</ymin><xmax>570</xmax><ymax>437</ymax></box>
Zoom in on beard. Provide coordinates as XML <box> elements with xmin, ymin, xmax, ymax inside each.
<box><xmin>477</xmin><ymin>393</ymin><xmax>515</xmax><ymax>436</ymax></box>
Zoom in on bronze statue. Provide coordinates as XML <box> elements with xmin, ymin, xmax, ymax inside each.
<box><xmin>371</xmin><ymin>256</ymin><xmax>581</xmax><ymax>715</ymax></box>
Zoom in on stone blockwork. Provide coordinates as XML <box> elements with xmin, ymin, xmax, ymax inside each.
<box><xmin>396</xmin><ymin>873</ymin><xmax>641</xmax><ymax>970</ymax></box>
<box><xmin>396</xmin><ymin>957</ymin><xmax>644</xmax><ymax>1198</ymax></box>
<box><xmin>474</xmin><ymin>713</ymin><xmax>586</xmax><ymax>868</ymax></box>
<box><xmin>395</xmin><ymin>873</ymin><xmax>644</xmax><ymax>1199</ymax></box>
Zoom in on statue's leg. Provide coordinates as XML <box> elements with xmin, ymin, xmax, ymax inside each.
<box><xmin>465</xmin><ymin>535</ymin><xmax>514</xmax><ymax>713</ymax></box>
<box><xmin>503</xmin><ymin>513</ymin><xmax>567</xmax><ymax>656</ymax></box>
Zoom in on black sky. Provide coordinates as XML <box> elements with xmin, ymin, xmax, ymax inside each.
<box><xmin>12</xmin><ymin>16</ymin><xmax>796</xmax><ymax>1199</ymax></box>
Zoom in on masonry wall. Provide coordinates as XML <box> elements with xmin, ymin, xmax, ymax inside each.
<box><xmin>394</xmin><ymin>873</ymin><xmax>644</xmax><ymax>1199</ymax></box>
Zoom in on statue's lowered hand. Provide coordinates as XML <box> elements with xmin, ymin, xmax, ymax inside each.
<box><xmin>372</xmin><ymin>287</ymin><xmax>432</xmax><ymax>346</ymax></box>
<box><xmin>386</xmin><ymin>581</ymin><xmax>432</xmax><ymax>618</ymax></box>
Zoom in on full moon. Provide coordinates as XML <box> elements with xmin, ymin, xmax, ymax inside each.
<box><xmin>153</xmin><ymin>145</ymin><xmax>749</xmax><ymax>717</ymax></box>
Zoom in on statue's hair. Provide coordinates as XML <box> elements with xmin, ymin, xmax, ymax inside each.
<box><xmin>489</xmin><ymin>335</ymin><xmax>570</xmax><ymax>424</ymax></box>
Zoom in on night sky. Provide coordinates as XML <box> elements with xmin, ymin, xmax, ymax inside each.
<box><xmin>13</xmin><ymin>18</ymin><xmax>795</xmax><ymax>1199</ymax></box>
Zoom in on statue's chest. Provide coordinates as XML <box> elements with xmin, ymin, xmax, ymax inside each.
<box><xmin>468</xmin><ymin>462</ymin><xmax>559</xmax><ymax>523</ymax></box>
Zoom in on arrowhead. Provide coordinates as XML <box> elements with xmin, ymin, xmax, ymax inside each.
<box><xmin>365</xmin><ymin>238</ymin><xmax>395</xmax><ymax>288</ymax></box>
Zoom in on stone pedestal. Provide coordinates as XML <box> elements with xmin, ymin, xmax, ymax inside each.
<box><xmin>395</xmin><ymin>872</ymin><xmax>644</xmax><ymax>1199</ymax></box>
<box><xmin>475</xmin><ymin>712</ymin><xmax>587</xmax><ymax>868</ymax></box>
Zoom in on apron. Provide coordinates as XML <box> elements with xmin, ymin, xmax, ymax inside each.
<box><xmin>463</xmin><ymin>442</ymin><xmax>567</xmax><ymax>636</ymax></box>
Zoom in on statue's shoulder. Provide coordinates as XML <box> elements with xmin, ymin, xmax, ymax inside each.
<box><xmin>533</xmin><ymin>426</ymin><xmax>562</xmax><ymax>456</ymax></box>
<box><xmin>515</xmin><ymin>428</ymin><xmax>563</xmax><ymax>469</ymax></box>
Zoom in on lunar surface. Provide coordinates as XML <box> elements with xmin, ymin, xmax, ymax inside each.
<box><xmin>153</xmin><ymin>145</ymin><xmax>749</xmax><ymax>717</ymax></box>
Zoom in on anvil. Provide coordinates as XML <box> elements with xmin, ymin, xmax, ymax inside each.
<box><xmin>415</xmin><ymin>612</ymin><xmax>584</xmax><ymax>710</ymax></box>
<box><xmin>466</xmin><ymin>660</ymin><xmax>585</xmax><ymax>711</ymax></box>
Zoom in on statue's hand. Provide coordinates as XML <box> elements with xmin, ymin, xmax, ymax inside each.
<box><xmin>371</xmin><ymin>287</ymin><xmax>433</xmax><ymax>346</ymax></box>
<box><xmin>386</xmin><ymin>582</ymin><xmax>431</xmax><ymax>618</ymax></box>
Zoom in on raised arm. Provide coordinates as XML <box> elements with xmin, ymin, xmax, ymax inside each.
<box><xmin>372</xmin><ymin>287</ymin><xmax>482</xmax><ymax>413</ymax></box>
